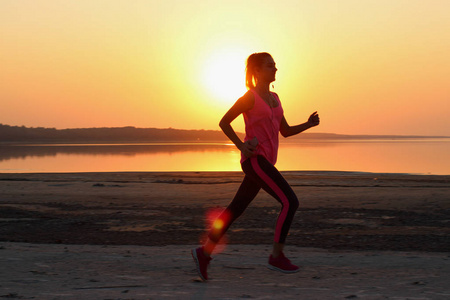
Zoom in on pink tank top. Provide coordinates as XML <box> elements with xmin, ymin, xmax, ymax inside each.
<box><xmin>241</xmin><ymin>90</ymin><xmax>284</xmax><ymax>165</ymax></box>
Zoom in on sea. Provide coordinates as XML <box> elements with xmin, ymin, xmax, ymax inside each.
<box><xmin>0</xmin><ymin>139</ymin><xmax>449</xmax><ymax>175</ymax></box>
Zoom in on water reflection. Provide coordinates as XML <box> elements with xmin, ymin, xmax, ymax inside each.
<box><xmin>277</xmin><ymin>141</ymin><xmax>450</xmax><ymax>174</ymax></box>
<box><xmin>0</xmin><ymin>143</ymin><xmax>241</xmax><ymax>173</ymax></box>
<box><xmin>0</xmin><ymin>140</ymin><xmax>449</xmax><ymax>174</ymax></box>
<box><xmin>0</xmin><ymin>143</ymin><xmax>232</xmax><ymax>161</ymax></box>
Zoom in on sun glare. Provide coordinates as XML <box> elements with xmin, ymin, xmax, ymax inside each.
<box><xmin>201</xmin><ymin>50</ymin><xmax>247</xmax><ymax>106</ymax></box>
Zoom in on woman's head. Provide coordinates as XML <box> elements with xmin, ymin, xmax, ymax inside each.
<box><xmin>245</xmin><ymin>52</ymin><xmax>276</xmax><ymax>89</ymax></box>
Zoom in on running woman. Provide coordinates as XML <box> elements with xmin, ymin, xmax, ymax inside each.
<box><xmin>192</xmin><ymin>52</ymin><xmax>320</xmax><ymax>281</ymax></box>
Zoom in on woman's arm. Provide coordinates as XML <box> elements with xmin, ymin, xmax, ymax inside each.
<box><xmin>219</xmin><ymin>91</ymin><xmax>256</xmax><ymax>157</ymax></box>
<box><xmin>279</xmin><ymin>111</ymin><xmax>320</xmax><ymax>138</ymax></box>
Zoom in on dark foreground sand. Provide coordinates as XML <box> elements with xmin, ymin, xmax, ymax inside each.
<box><xmin>0</xmin><ymin>171</ymin><xmax>449</xmax><ymax>299</ymax></box>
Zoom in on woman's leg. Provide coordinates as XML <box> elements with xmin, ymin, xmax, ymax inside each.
<box><xmin>242</xmin><ymin>156</ymin><xmax>299</xmax><ymax>257</ymax></box>
<box><xmin>193</xmin><ymin>173</ymin><xmax>261</xmax><ymax>281</ymax></box>
<box><xmin>203</xmin><ymin>174</ymin><xmax>261</xmax><ymax>256</ymax></box>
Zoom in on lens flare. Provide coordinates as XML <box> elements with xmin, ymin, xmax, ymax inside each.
<box><xmin>213</xmin><ymin>219</ymin><xmax>224</xmax><ymax>230</ymax></box>
<box><xmin>200</xmin><ymin>208</ymin><xmax>233</xmax><ymax>254</ymax></box>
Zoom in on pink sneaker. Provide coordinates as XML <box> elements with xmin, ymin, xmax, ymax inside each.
<box><xmin>268</xmin><ymin>252</ymin><xmax>299</xmax><ymax>273</ymax></box>
<box><xmin>191</xmin><ymin>247</ymin><xmax>212</xmax><ymax>281</ymax></box>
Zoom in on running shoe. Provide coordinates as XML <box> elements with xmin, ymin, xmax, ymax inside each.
<box><xmin>268</xmin><ymin>252</ymin><xmax>299</xmax><ymax>273</ymax></box>
<box><xmin>191</xmin><ymin>247</ymin><xmax>212</xmax><ymax>281</ymax></box>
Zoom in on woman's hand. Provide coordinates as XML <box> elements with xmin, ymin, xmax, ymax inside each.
<box><xmin>239</xmin><ymin>137</ymin><xmax>258</xmax><ymax>158</ymax></box>
<box><xmin>307</xmin><ymin>111</ymin><xmax>320</xmax><ymax>127</ymax></box>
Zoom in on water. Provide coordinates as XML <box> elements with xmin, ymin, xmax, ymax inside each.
<box><xmin>0</xmin><ymin>139</ymin><xmax>449</xmax><ymax>175</ymax></box>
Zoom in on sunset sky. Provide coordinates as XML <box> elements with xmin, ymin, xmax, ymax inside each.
<box><xmin>1</xmin><ymin>0</ymin><xmax>449</xmax><ymax>136</ymax></box>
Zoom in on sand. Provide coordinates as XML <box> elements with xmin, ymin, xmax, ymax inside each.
<box><xmin>0</xmin><ymin>171</ymin><xmax>449</xmax><ymax>299</ymax></box>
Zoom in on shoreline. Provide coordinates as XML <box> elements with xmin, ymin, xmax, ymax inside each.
<box><xmin>1</xmin><ymin>169</ymin><xmax>449</xmax><ymax>176</ymax></box>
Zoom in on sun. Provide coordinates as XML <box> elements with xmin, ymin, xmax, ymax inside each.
<box><xmin>201</xmin><ymin>49</ymin><xmax>247</xmax><ymax>106</ymax></box>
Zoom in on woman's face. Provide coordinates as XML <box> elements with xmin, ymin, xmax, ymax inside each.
<box><xmin>256</xmin><ymin>56</ymin><xmax>277</xmax><ymax>84</ymax></box>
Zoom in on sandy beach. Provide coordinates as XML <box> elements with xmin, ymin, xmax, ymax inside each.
<box><xmin>1</xmin><ymin>171</ymin><xmax>449</xmax><ymax>299</ymax></box>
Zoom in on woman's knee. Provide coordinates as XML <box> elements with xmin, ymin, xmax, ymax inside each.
<box><xmin>288</xmin><ymin>194</ymin><xmax>299</xmax><ymax>211</ymax></box>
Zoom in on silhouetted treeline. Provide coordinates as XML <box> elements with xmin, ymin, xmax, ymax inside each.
<box><xmin>0</xmin><ymin>124</ymin><xmax>447</xmax><ymax>143</ymax></box>
<box><xmin>0</xmin><ymin>124</ymin><xmax>233</xmax><ymax>143</ymax></box>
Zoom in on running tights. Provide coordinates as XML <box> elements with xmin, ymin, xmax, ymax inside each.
<box><xmin>208</xmin><ymin>155</ymin><xmax>299</xmax><ymax>244</ymax></box>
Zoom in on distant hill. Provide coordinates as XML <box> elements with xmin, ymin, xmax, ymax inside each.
<box><xmin>0</xmin><ymin>124</ymin><xmax>447</xmax><ymax>143</ymax></box>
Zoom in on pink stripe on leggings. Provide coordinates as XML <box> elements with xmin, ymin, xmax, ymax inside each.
<box><xmin>250</xmin><ymin>157</ymin><xmax>289</xmax><ymax>243</ymax></box>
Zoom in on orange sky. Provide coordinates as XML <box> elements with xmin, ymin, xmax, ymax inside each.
<box><xmin>1</xmin><ymin>0</ymin><xmax>449</xmax><ymax>135</ymax></box>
